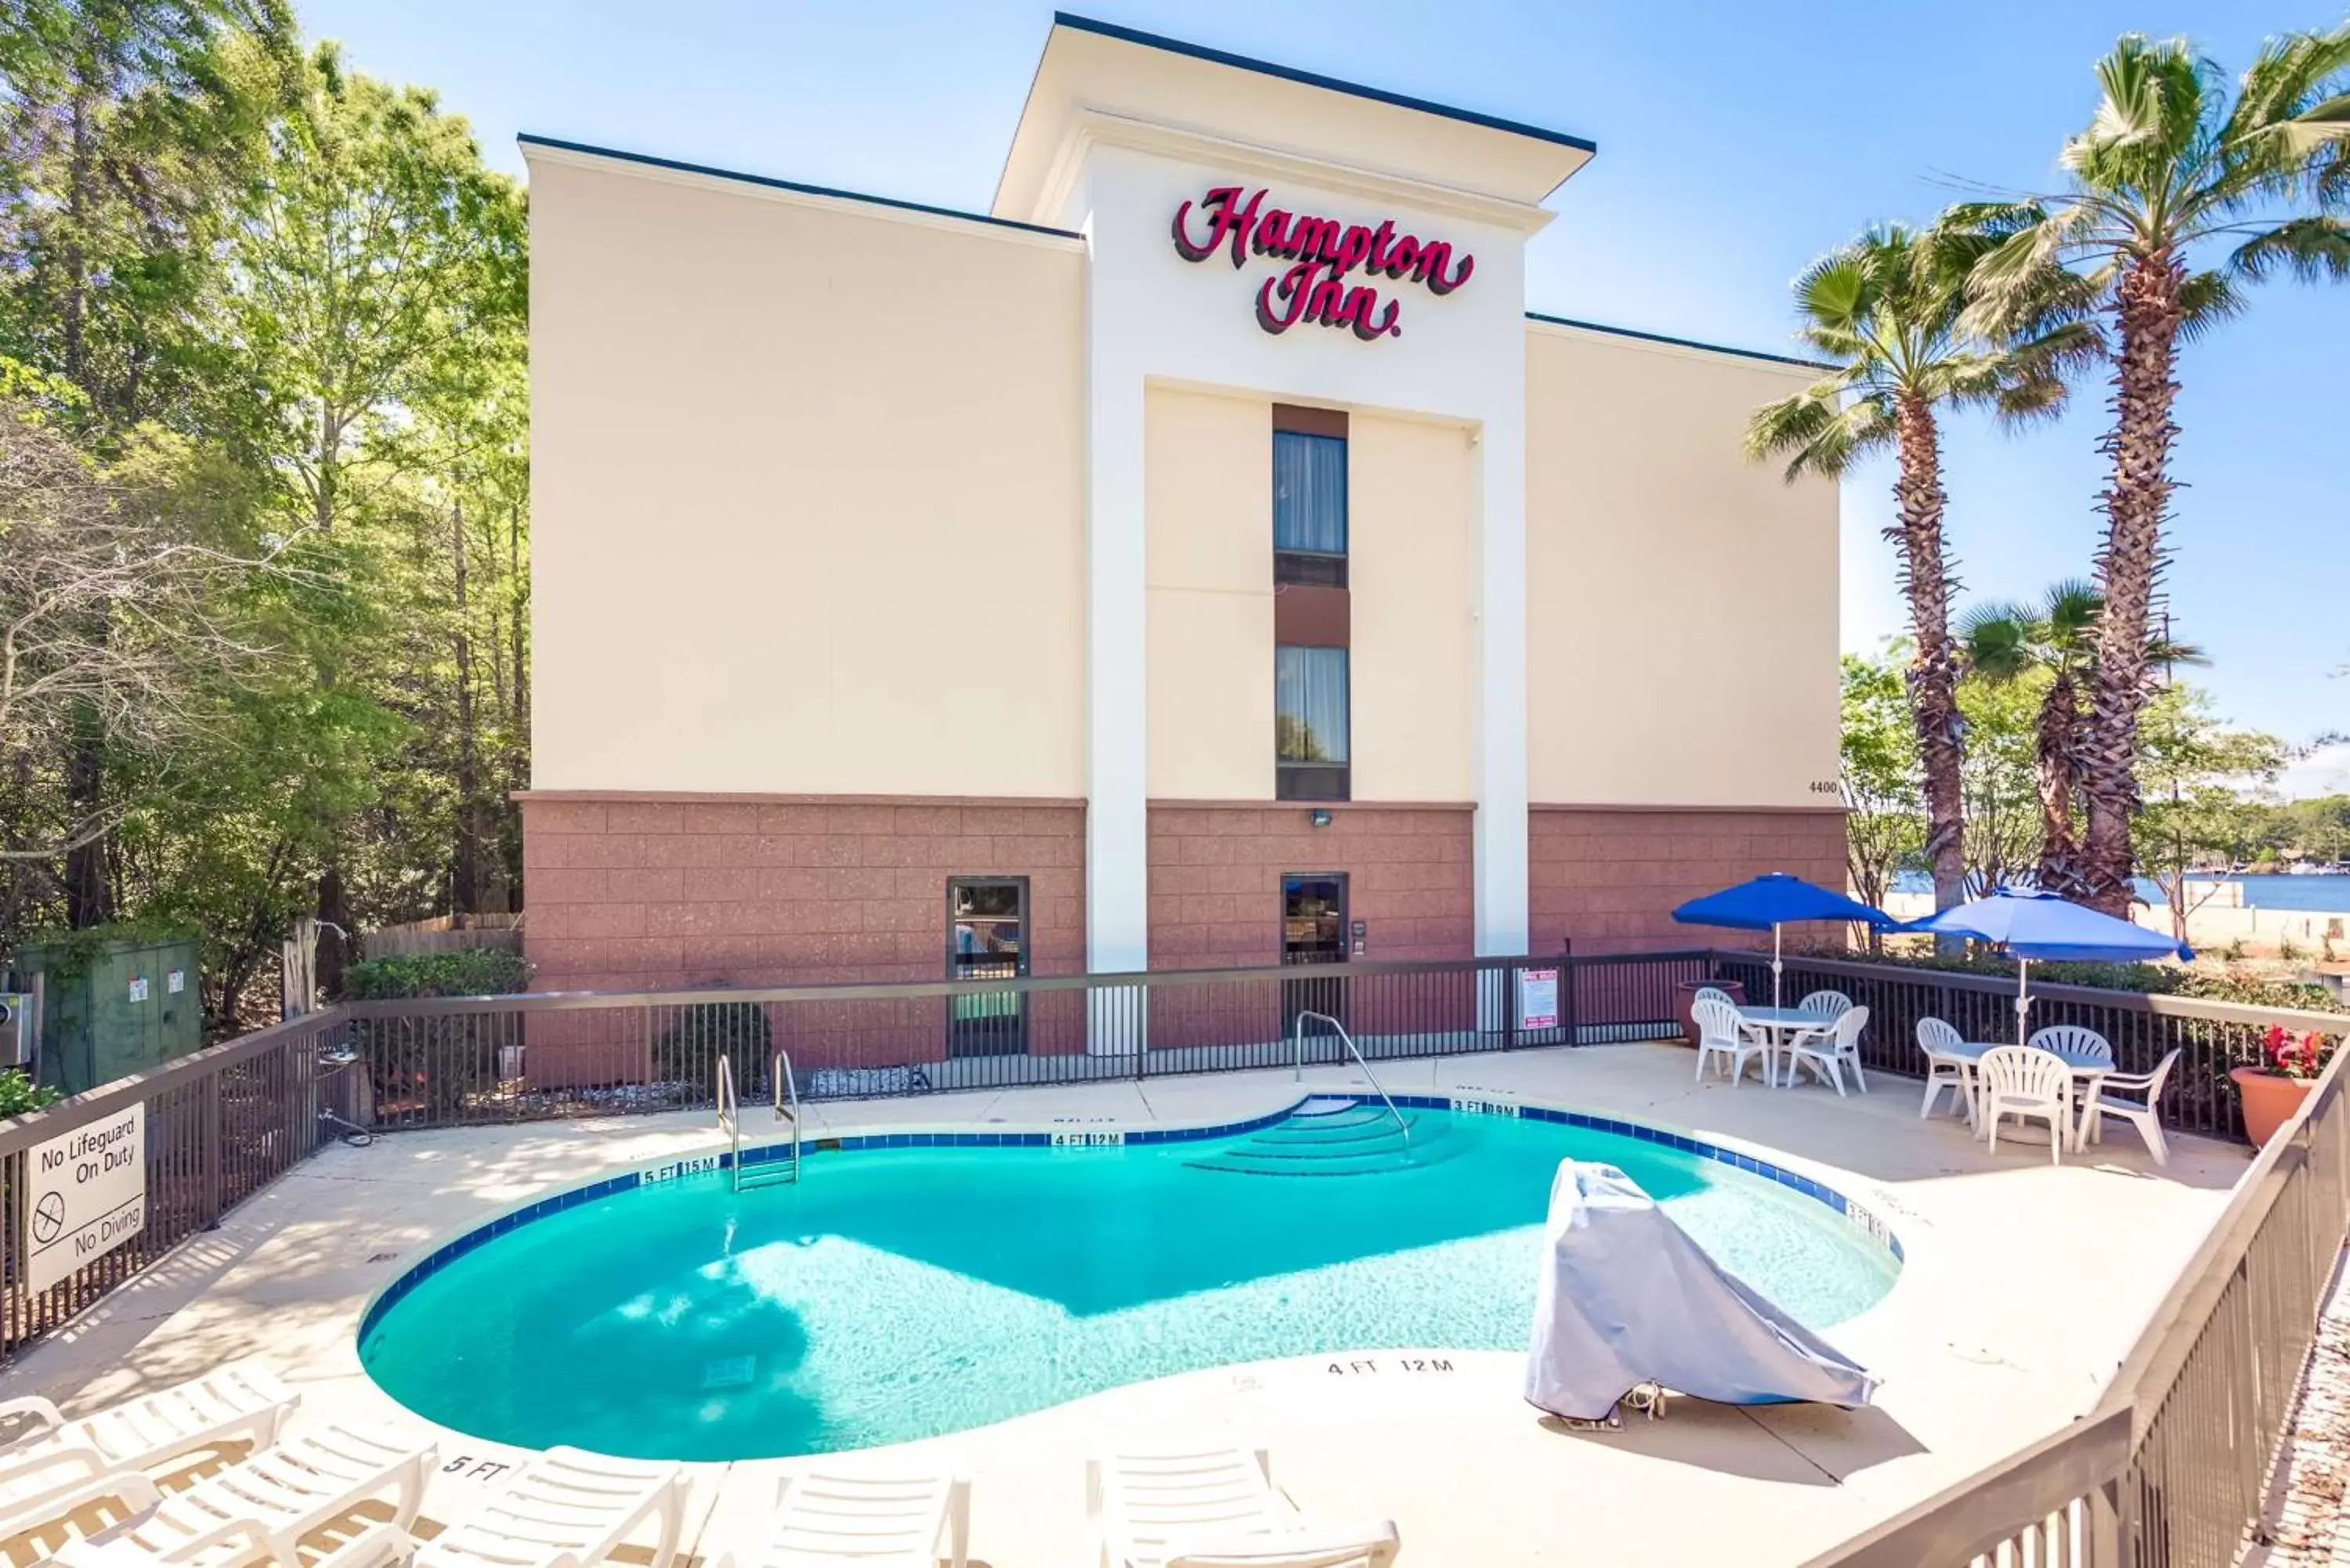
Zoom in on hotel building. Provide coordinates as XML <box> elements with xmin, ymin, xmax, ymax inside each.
<box><xmin>519</xmin><ymin>14</ymin><xmax>1842</xmax><ymax>1005</ymax></box>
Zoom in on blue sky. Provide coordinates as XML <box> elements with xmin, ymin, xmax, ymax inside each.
<box><xmin>298</xmin><ymin>0</ymin><xmax>2350</xmax><ymax>786</ymax></box>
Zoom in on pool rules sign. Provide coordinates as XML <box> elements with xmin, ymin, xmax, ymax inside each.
<box><xmin>24</xmin><ymin>1105</ymin><xmax>145</xmax><ymax>1293</ymax></box>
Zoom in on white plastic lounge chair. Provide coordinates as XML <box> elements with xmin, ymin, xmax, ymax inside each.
<box><xmin>415</xmin><ymin>1446</ymin><xmax>689</xmax><ymax>1568</ymax></box>
<box><xmin>1690</xmin><ymin>985</ymin><xmax>1733</xmax><ymax>1010</ymax></box>
<box><xmin>34</xmin><ymin>1423</ymin><xmax>432</xmax><ymax>1568</ymax></box>
<box><xmin>1086</xmin><ymin>1444</ymin><xmax>1397</xmax><ymax>1568</ymax></box>
<box><xmin>0</xmin><ymin>1361</ymin><xmax>298</xmax><ymax>1534</ymax></box>
<box><xmin>1978</xmin><ymin>1046</ymin><xmax>2073</xmax><ymax>1165</ymax></box>
<box><xmin>720</xmin><ymin>1469</ymin><xmax>968</xmax><ymax>1568</ymax></box>
<box><xmin>1690</xmin><ymin>997</ymin><xmax>1772</xmax><ymax>1089</ymax></box>
<box><xmin>2081</xmin><ymin>1049</ymin><xmax>2182</xmax><ymax>1165</ymax></box>
<box><xmin>1785</xmin><ymin>1006</ymin><xmax>1870</xmax><ymax>1096</ymax></box>
<box><xmin>1166</xmin><ymin>1526</ymin><xmax>1401</xmax><ymax>1568</ymax></box>
<box><xmin>51</xmin><ymin>1516</ymin><xmax>415</xmax><ymax>1568</ymax></box>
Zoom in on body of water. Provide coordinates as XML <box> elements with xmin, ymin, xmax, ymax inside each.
<box><xmin>360</xmin><ymin>1106</ymin><xmax>1896</xmax><ymax>1460</ymax></box>
<box><xmin>1890</xmin><ymin>871</ymin><xmax>2350</xmax><ymax>912</ymax></box>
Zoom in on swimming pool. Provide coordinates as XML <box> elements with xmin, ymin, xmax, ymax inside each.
<box><xmin>359</xmin><ymin>1098</ymin><xmax>1900</xmax><ymax>1461</ymax></box>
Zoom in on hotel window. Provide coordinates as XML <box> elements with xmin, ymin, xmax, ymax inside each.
<box><xmin>1275</xmin><ymin>644</ymin><xmax>1350</xmax><ymax>800</ymax></box>
<box><xmin>1273</xmin><ymin>430</ymin><xmax>1347</xmax><ymax>587</ymax></box>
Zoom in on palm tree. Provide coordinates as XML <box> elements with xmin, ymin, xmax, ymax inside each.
<box><xmin>1959</xmin><ymin>582</ymin><xmax>2204</xmax><ymax>898</ymax></box>
<box><xmin>1745</xmin><ymin>225</ymin><xmax>2086</xmax><ymax>921</ymax></box>
<box><xmin>1961</xmin><ymin>28</ymin><xmax>2350</xmax><ymax>916</ymax></box>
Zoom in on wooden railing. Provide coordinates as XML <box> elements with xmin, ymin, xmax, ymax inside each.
<box><xmin>1806</xmin><ymin>1027</ymin><xmax>2350</xmax><ymax>1567</ymax></box>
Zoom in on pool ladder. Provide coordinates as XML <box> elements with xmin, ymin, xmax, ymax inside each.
<box><xmin>717</xmin><ymin>1052</ymin><xmax>802</xmax><ymax>1189</ymax></box>
<box><xmin>1291</xmin><ymin>1011</ymin><xmax>1408</xmax><ymax>1148</ymax></box>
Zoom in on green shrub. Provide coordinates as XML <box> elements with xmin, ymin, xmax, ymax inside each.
<box><xmin>652</xmin><ymin>999</ymin><xmax>772</xmax><ymax>1100</ymax></box>
<box><xmin>1786</xmin><ymin>942</ymin><xmax>2348</xmax><ymax>1014</ymax></box>
<box><xmin>343</xmin><ymin>948</ymin><xmax>531</xmax><ymax>1000</ymax></box>
<box><xmin>0</xmin><ymin>1069</ymin><xmax>60</xmax><ymax>1118</ymax></box>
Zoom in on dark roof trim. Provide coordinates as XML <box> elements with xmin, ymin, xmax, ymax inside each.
<box><xmin>516</xmin><ymin>133</ymin><xmax>1086</xmax><ymax>241</ymax></box>
<box><xmin>1053</xmin><ymin>13</ymin><xmax>1597</xmax><ymax>155</ymax></box>
<box><xmin>1525</xmin><ymin>311</ymin><xmax>1827</xmax><ymax>370</ymax></box>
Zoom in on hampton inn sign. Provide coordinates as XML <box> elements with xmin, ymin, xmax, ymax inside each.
<box><xmin>1170</xmin><ymin>184</ymin><xmax>1476</xmax><ymax>341</ymax></box>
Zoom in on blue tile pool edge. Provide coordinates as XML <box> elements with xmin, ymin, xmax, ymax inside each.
<box><xmin>356</xmin><ymin>1091</ymin><xmax>1904</xmax><ymax>1342</ymax></box>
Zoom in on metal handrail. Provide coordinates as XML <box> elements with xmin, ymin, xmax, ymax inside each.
<box><xmin>1291</xmin><ymin>1010</ymin><xmax>1408</xmax><ymax>1147</ymax></box>
<box><xmin>716</xmin><ymin>1053</ymin><xmax>740</xmax><ymax>1172</ymax></box>
<box><xmin>773</xmin><ymin>1048</ymin><xmax>801</xmax><ymax>1180</ymax></box>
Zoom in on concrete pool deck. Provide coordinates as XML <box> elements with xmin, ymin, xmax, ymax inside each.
<box><xmin>0</xmin><ymin>1042</ymin><xmax>2247</xmax><ymax>1568</ymax></box>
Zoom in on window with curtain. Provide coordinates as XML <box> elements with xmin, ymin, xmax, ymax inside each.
<box><xmin>1275</xmin><ymin>645</ymin><xmax>1350</xmax><ymax>765</ymax></box>
<box><xmin>1274</xmin><ymin>432</ymin><xmax>1347</xmax><ymax>585</ymax></box>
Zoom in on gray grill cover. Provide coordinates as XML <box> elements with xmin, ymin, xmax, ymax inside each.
<box><xmin>1524</xmin><ymin>1159</ymin><xmax>1878</xmax><ymax>1421</ymax></box>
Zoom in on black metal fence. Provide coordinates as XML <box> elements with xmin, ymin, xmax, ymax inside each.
<box><xmin>338</xmin><ymin>951</ymin><xmax>1716</xmax><ymax>1130</ymax></box>
<box><xmin>1710</xmin><ymin>949</ymin><xmax>2342</xmax><ymax>1140</ymax></box>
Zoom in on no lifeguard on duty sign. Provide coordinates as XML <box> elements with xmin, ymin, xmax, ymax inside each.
<box><xmin>24</xmin><ymin>1104</ymin><xmax>145</xmax><ymax>1294</ymax></box>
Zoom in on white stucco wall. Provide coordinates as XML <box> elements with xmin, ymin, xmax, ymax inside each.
<box><xmin>1524</xmin><ymin>320</ymin><xmax>1840</xmax><ymax>808</ymax></box>
<box><xmin>1144</xmin><ymin>385</ymin><xmax>1274</xmax><ymax>800</ymax></box>
<box><xmin>526</xmin><ymin>149</ymin><xmax>1087</xmax><ymax>797</ymax></box>
<box><xmin>1351</xmin><ymin>411</ymin><xmax>1477</xmax><ymax>803</ymax></box>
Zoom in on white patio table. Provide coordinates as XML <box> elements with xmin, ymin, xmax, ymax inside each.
<box><xmin>1731</xmin><ymin>1006</ymin><xmax>1832</xmax><ymax>1089</ymax></box>
<box><xmin>1940</xmin><ymin>1039</ymin><xmax>2113</xmax><ymax>1152</ymax></box>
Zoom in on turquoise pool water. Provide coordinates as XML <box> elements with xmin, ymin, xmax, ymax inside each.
<box><xmin>359</xmin><ymin>1107</ymin><xmax>1899</xmax><ymax>1461</ymax></box>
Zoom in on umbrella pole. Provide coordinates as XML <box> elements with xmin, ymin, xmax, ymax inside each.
<box><xmin>2016</xmin><ymin>957</ymin><xmax>2030</xmax><ymax>1040</ymax></box>
<box><xmin>1772</xmin><ymin>923</ymin><xmax>1784</xmax><ymax>1011</ymax></box>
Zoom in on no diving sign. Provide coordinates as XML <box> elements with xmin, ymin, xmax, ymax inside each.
<box><xmin>25</xmin><ymin>1105</ymin><xmax>145</xmax><ymax>1293</ymax></box>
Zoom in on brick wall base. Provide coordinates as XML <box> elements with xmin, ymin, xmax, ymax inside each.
<box><xmin>519</xmin><ymin>793</ymin><xmax>1086</xmax><ymax>993</ymax></box>
<box><xmin>1146</xmin><ymin>803</ymin><xmax>1476</xmax><ymax>969</ymax></box>
<box><xmin>1529</xmin><ymin>805</ymin><xmax>1849</xmax><ymax>956</ymax></box>
<box><xmin>506</xmin><ymin>794</ymin><xmax>1843</xmax><ymax>1083</ymax></box>
<box><xmin>519</xmin><ymin>797</ymin><xmax>1844</xmax><ymax>981</ymax></box>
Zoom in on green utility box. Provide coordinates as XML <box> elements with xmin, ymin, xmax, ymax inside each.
<box><xmin>13</xmin><ymin>934</ymin><xmax>202</xmax><ymax>1097</ymax></box>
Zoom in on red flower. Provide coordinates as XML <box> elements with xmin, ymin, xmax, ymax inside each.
<box><xmin>2267</xmin><ymin>1028</ymin><xmax>2333</xmax><ymax>1081</ymax></box>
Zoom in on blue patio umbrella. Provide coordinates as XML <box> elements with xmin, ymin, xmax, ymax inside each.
<box><xmin>1672</xmin><ymin>874</ymin><xmax>1898</xmax><ymax>1010</ymax></box>
<box><xmin>1903</xmin><ymin>886</ymin><xmax>2193</xmax><ymax>1035</ymax></box>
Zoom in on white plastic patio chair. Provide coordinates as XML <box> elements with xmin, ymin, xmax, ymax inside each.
<box><xmin>2080</xmin><ymin>1049</ymin><xmax>2182</xmax><ymax>1166</ymax></box>
<box><xmin>1086</xmin><ymin>1444</ymin><xmax>1398</xmax><ymax>1568</ymax></box>
<box><xmin>34</xmin><ymin>1422</ymin><xmax>433</xmax><ymax>1568</ymax></box>
<box><xmin>415</xmin><ymin>1446</ymin><xmax>689</xmax><ymax>1568</ymax></box>
<box><xmin>1784</xmin><ymin>1006</ymin><xmax>1869</xmax><ymax>1096</ymax></box>
<box><xmin>0</xmin><ymin>1361</ymin><xmax>298</xmax><ymax>1535</ymax></box>
<box><xmin>2026</xmin><ymin>1024</ymin><xmax>2113</xmax><ymax>1070</ymax></box>
<box><xmin>1797</xmin><ymin>990</ymin><xmax>1854</xmax><ymax>1024</ymax></box>
<box><xmin>1916</xmin><ymin>1017</ymin><xmax>1975</xmax><ymax>1122</ymax></box>
<box><xmin>1978</xmin><ymin>1046</ymin><xmax>2074</xmax><ymax>1165</ymax></box>
<box><xmin>2028</xmin><ymin>1026</ymin><xmax>2113</xmax><ymax>1149</ymax></box>
<box><xmin>721</xmin><ymin>1469</ymin><xmax>969</xmax><ymax>1568</ymax></box>
<box><xmin>1690</xmin><ymin>996</ymin><xmax>1773</xmax><ymax>1089</ymax></box>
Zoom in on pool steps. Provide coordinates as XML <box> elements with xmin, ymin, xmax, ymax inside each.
<box><xmin>1183</xmin><ymin>1101</ymin><xmax>1462</xmax><ymax>1177</ymax></box>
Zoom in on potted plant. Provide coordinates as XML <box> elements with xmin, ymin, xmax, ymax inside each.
<box><xmin>2230</xmin><ymin>1025</ymin><xmax>2335</xmax><ymax>1146</ymax></box>
<box><xmin>1673</xmin><ymin>977</ymin><xmax>1746</xmax><ymax>1049</ymax></box>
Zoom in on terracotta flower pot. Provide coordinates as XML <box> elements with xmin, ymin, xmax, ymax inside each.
<box><xmin>1674</xmin><ymin>978</ymin><xmax>1746</xmax><ymax>1048</ymax></box>
<box><xmin>2231</xmin><ymin>1066</ymin><xmax>2316</xmax><ymax>1147</ymax></box>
